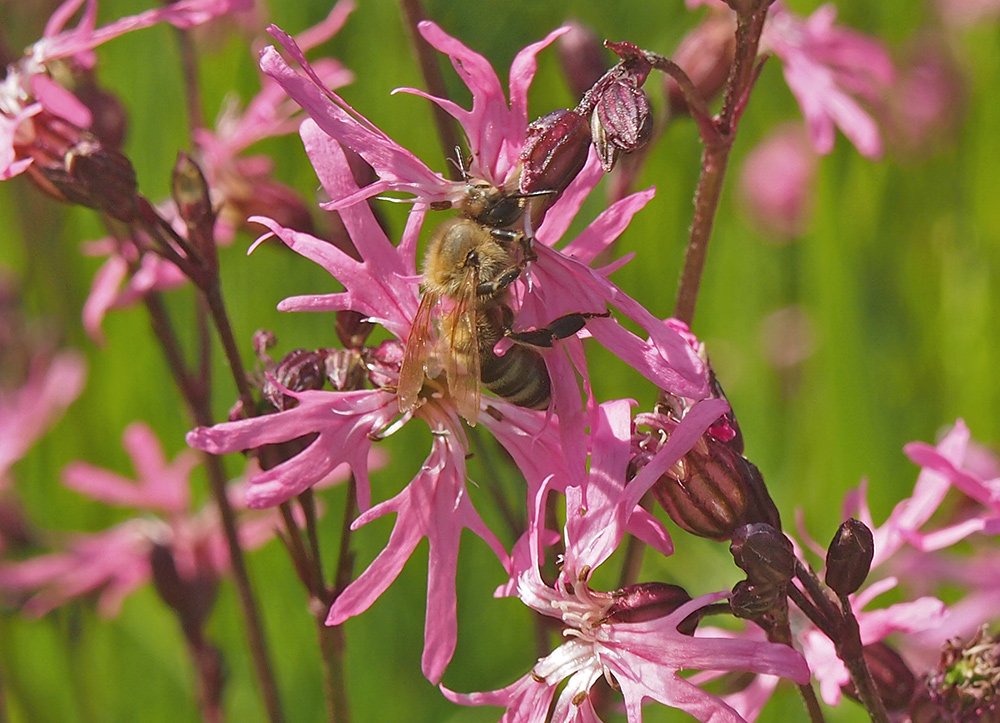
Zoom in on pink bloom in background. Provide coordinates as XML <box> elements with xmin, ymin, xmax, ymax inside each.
<box><xmin>0</xmin><ymin>0</ymin><xmax>252</xmax><ymax>180</ymax></box>
<box><xmin>761</xmin><ymin>3</ymin><xmax>893</xmax><ymax>159</ymax></box>
<box><xmin>935</xmin><ymin>0</ymin><xmax>1000</xmax><ymax>26</ymax></box>
<box><xmin>79</xmin><ymin>3</ymin><xmax>355</xmax><ymax>342</ymax></box>
<box><xmin>445</xmin><ymin>401</ymin><xmax>807</xmax><ymax>722</ymax></box>
<box><xmin>0</xmin><ymin>423</ymin><xmax>298</xmax><ymax>616</ymax></box>
<box><xmin>738</xmin><ymin>123</ymin><xmax>817</xmax><ymax>240</ymax></box>
<box><xmin>0</xmin><ymin>351</ymin><xmax>86</xmax><ymax>483</ymax></box>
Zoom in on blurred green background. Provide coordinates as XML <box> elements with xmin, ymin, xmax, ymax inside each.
<box><xmin>1</xmin><ymin>0</ymin><xmax>998</xmax><ymax>720</ymax></box>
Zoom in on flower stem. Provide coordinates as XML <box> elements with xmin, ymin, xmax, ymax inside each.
<box><xmin>835</xmin><ymin>594</ymin><xmax>890</xmax><ymax>723</ymax></box>
<box><xmin>139</xmin><ymin>289</ymin><xmax>285</xmax><ymax>723</ymax></box>
<box><xmin>317</xmin><ymin>476</ymin><xmax>358</xmax><ymax>723</ymax></box>
<box><xmin>672</xmin><ymin>8</ymin><xmax>769</xmax><ymax>325</ymax></box>
<box><xmin>171</xmin><ymin>26</ymin><xmax>205</xmax><ymax>139</ymax></box>
<box><xmin>399</xmin><ymin>0</ymin><xmax>464</xmax><ymax>178</ymax></box>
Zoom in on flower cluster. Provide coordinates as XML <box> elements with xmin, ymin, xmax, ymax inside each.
<box><xmin>184</xmin><ymin>18</ymin><xmax>816</xmax><ymax>718</ymax></box>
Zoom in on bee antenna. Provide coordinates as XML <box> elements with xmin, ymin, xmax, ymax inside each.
<box><xmin>512</xmin><ymin>188</ymin><xmax>557</xmax><ymax>200</ymax></box>
<box><xmin>447</xmin><ymin>147</ymin><xmax>472</xmax><ymax>180</ymax></box>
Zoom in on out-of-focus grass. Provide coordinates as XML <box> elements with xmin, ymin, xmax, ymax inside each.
<box><xmin>0</xmin><ymin>1</ymin><xmax>997</xmax><ymax>721</ymax></box>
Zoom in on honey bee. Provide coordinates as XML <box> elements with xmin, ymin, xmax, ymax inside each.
<box><xmin>396</xmin><ymin>217</ymin><xmax>595</xmax><ymax>424</ymax></box>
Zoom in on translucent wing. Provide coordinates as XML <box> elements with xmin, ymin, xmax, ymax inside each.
<box><xmin>397</xmin><ymin>291</ymin><xmax>440</xmax><ymax>413</ymax></box>
<box><xmin>443</xmin><ymin>269</ymin><xmax>481</xmax><ymax>424</ymax></box>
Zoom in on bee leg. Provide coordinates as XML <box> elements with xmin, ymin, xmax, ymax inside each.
<box><xmin>507</xmin><ymin>311</ymin><xmax>611</xmax><ymax>348</ymax></box>
<box><xmin>476</xmin><ymin>266</ymin><xmax>522</xmax><ymax>299</ymax></box>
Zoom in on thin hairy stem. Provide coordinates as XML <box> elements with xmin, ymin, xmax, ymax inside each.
<box><xmin>673</xmin><ymin>8</ymin><xmax>770</xmax><ymax>325</ymax></box>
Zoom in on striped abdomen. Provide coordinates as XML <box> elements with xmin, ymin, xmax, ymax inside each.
<box><xmin>477</xmin><ymin>309</ymin><xmax>550</xmax><ymax>410</ymax></box>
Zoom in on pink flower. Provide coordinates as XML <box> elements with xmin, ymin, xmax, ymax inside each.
<box><xmin>79</xmin><ymin>4</ymin><xmax>354</xmax><ymax>342</ymax></box>
<box><xmin>259</xmin><ymin>23</ymin><xmax>709</xmax><ymax>403</ymax></box>
<box><xmin>444</xmin><ymin>400</ymin><xmax>808</xmax><ymax>722</ymax></box>
<box><xmin>761</xmin><ymin>3</ymin><xmax>893</xmax><ymax>159</ymax></box>
<box><xmin>738</xmin><ymin>123</ymin><xmax>817</xmax><ymax>240</ymax></box>
<box><xmin>0</xmin><ymin>351</ymin><xmax>86</xmax><ymax>482</ymax></box>
<box><xmin>259</xmin><ymin>20</ymin><xmax>571</xmax><ymax>211</ymax></box>
<box><xmin>0</xmin><ymin>0</ymin><xmax>252</xmax><ymax>179</ymax></box>
<box><xmin>0</xmin><ymin>423</ymin><xmax>292</xmax><ymax>616</ymax></box>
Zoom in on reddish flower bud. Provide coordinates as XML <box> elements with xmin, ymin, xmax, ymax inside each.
<box><xmin>824</xmin><ymin>518</ymin><xmax>875</xmax><ymax>596</ymax></box>
<box><xmin>149</xmin><ymin>542</ymin><xmax>217</xmax><ymax>629</ymax></box>
<box><xmin>519</xmin><ymin>109</ymin><xmax>592</xmax><ymax>199</ymax></box>
<box><xmin>574</xmin><ymin>40</ymin><xmax>654</xmax><ymax>172</ymax></box>
<box><xmin>842</xmin><ymin>643</ymin><xmax>916</xmax><ymax>712</ymax></box>
<box><xmin>604</xmin><ymin>582</ymin><xmax>692</xmax><ymax>624</ymax></box>
<box><xmin>730</xmin><ymin>579</ymin><xmax>781</xmax><ymax>620</ymax></box>
<box><xmin>336</xmin><ymin>310</ymin><xmax>374</xmax><ymax>350</ymax></box>
<box><xmin>27</xmin><ymin>116</ymin><xmax>139</xmax><ymax>222</ymax></box>
<box><xmin>666</xmin><ymin>13</ymin><xmax>736</xmax><ymax>118</ymax></box>
<box><xmin>557</xmin><ymin>22</ymin><xmax>607</xmax><ymax>100</ymax></box>
<box><xmin>590</xmin><ymin>81</ymin><xmax>653</xmax><ymax>172</ymax></box>
<box><xmin>730</xmin><ymin>523</ymin><xmax>795</xmax><ymax>587</ymax></box>
<box><xmin>324</xmin><ymin>348</ymin><xmax>366</xmax><ymax>392</ymax></box>
<box><xmin>262</xmin><ymin>348</ymin><xmax>330</xmax><ymax>411</ymax></box>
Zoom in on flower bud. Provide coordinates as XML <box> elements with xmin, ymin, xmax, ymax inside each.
<box><xmin>730</xmin><ymin>523</ymin><xmax>795</xmax><ymax>587</ymax></box>
<box><xmin>262</xmin><ymin>348</ymin><xmax>330</xmax><ymax>411</ymax></box>
<box><xmin>824</xmin><ymin>518</ymin><xmax>875</xmax><ymax>596</ymax></box>
<box><xmin>324</xmin><ymin>348</ymin><xmax>365</xmax><ymax>392</ymax></box>
<box><xmin>28</xmin><ymin>117</ymin><xmax>139</xmax><ymax>222</ymax></box>
<box><xmin>173</xmin><ymin>152</ymin><xmax>217</xmax><ymax>274</ymax></box>
<box><xmin>558</xmin><ymin>22</ymin><xmax>608</xmax><ymax>100</ymax></box>
<box><xmin>336</xmin><ymin>310</ymin><xmax>374</xmax><ymax>350</ymax></box>
<box><xmin>590</xmin><ymin>81</ymin><xmax>652</xmax><ymax>172</ymax></box>
<box><xmin>604</xmin><ymin>582</ymin><xmax>691</xmax><ymax>624</ymax></box>
<box><xmin>575</xmin><ymin>41</ymin><xmax>653</xmax><ymax>173</ymax></box>
<box><xmin>841</xmin><ymin>643</ymin><xmax>916</xmax><ymax>712</ymax></box>
<box><xmin>519</xmin><ymin>109</ymin><xmax>592</xmax><ymax>199</ymax></box>
<box><xmin>729</xmin><ymin>579</ymin><xmax>781</xmax><ymax>620</ymax></box>
<box><xmin>924</xmin><ymin>626</ymin><xmax>1000</xmax><ymax>721</ymax></box>
<box><xmin>666</xmin><ymin>13</ymin><xmax>736</xmax><ymax>117</ymax></box>
<box><xmin>149</xmin><ymin>542</ymin><xmax>217</xmax><ymax>629</ymax></box>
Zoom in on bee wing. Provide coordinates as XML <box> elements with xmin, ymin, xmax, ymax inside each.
<box><xmin>397</xmin><ymin>291</ymin><xmax>440</xmax><ymax>413</ymax></box>
<box><xmin>443</xmin><ymin>270</ymin><xmax>482</xmax><ymax>424</ymax></box>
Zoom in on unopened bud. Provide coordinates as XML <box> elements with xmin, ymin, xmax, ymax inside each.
<box><xmin>557</xmin><ymin>22</ymin><xmax>607</xmax><ymax>100</ymax></box>
<box><xmin>172</xmin><ymin>152</ymin><xmax>217</xmax><ymax>273</ymax></box>
<box><xmin>35</xmin><ymin>130</ymin><xmax>139</xmax><ymax>221</ymax></box>
<box><xmin>262</xmin><ymin>348</ymin><xmax>329</xmax><ymax>411</ymax></box>
<box><xmin>730</xmin><ymin>523</ymin><xmax>795</xmax><ymax>587</ymax></box>
<box><xmin>149</xmin><ymin>542</ymin><xmax>217</xmax><ymax>629</ymax></box>
<box><xmin>590</xmin><ymin>80</ymin><xmax>652</xmax><ymax>172</ymax></box>
<box><xmin>324</xmin><ymin>348</ymin><xmax>365</xmax><ymax>392</ymax></box>
<box><xmin>824</xmin><ymin>518</ymin><xmax>874</xmax><ymax>596</ymax></box>
<box><xmin>576</xmin><ymin>41</ymin><xmax>654</xmax><ymax>173</ymax></box>
<box><xmin>605</xmin><ymin>582</ymin><xmax>691</xmax><ymax>624</ymax></box>
<box><xmin>336</xmin><ymin>310</ymin><xmax>374</xmax><ymax>350</ymax></box>
<box><xmin>650</xmin><ymin>434</ymin><xmax>748</xmax><ymax>540</ymax></box>
<box><xmin>842</xmin><ymin>643</ymin><xmax>916</xmax><ymax>712</ymax></box>
<box><xmin>924</xmin><ymin>626</ymin><xmax>1000</xmax><ymax>721</ymax></box>
<box><xmin>519</xmin><ymin>109</ymin><xmax>592</xmax><ymax>200</ymax></box>
<box><xmin>730</xmin><ymin>579</ymin><xmax>781</xmax><ymax>619</ymax></box>
<box><xmin>666</xmin><ymin>13</ymin><xmax>736</xmax><ymax>117</ymax></box>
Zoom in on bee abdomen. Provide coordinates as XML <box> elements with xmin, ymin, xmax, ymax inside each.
<box><xmin>480</xmin><ymin>346</ymin><xmax>550</xmax><ymax>410</ymax></box>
